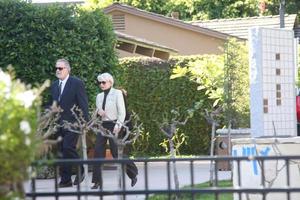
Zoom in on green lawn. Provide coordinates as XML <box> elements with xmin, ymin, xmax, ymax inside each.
<box><xmin>149</xmin><ymin>180</ymin><xmax>233</xmax><ymax>200</ymax></box>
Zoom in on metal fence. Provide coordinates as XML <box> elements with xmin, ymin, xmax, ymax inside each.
<box><xmin>25</xmin><ymin>155</ymin><xmax>300</xmax><ymax>200</ymax></box>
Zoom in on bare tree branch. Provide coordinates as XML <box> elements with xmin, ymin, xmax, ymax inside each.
<box><xmin>36</xmin><ymin>102</ymin><xmax>63</xmax><ymax>156</ymax></box>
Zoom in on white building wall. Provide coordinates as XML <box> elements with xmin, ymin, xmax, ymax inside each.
<box><xmin>249</xmin><ymin>27</ymin><xmax>297</xmax><ymax>137</ymax></box>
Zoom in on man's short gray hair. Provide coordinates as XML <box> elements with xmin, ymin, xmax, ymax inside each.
<box><xmin>97</xmin><ymin>72</ymin><xmax>114</xmax><ymax>86</ymax></box>
<box><xmin>56</xmin><ymin>58</ymin><xmax>71</xmax><ymax>71</ymax></box>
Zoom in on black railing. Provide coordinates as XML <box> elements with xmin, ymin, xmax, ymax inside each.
<box><xmin>26</xmin><ymin>155</ymin><xmax>300</xmax><ymax>200</ymax></box>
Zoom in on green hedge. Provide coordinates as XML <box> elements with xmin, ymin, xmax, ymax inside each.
<box><xmin>117</xmin><ymin>57</ymin><xmax>219</xmax><ymax>156</ymax></box>
<box><xmin>0</xmin><ymin>0</ymin><xmax>118</xmax><ymax>105</ymax></box>
<box><xmin>0</xmin><ymin>1</ymin><xmax>249</xmax><ymax>157</ymax></box>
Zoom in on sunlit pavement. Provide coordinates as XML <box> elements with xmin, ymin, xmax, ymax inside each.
<box><xmin>24</xmin><ymin>161</ymin><xmax>231</xmax><ymax>200</ymax></box>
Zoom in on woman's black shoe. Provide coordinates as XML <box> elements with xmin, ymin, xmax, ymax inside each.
<box><xmin>91</xmin><ymin>183</ymin><xmax>101</xmax><ymax>189</ymax></box>
<box><xmin>131</xmin><ymin>177</ymin><xmax>137</xmax><ymax>187</ymax></box>
<box><xmin>74</xmin><ymin>173</ymin><xmax>85</xmax><ymax>185</ymax></box>
<box><xmin>58</xmin><ymin>180</ymin><xmax>72</xmax><ymax>188</ymax></box>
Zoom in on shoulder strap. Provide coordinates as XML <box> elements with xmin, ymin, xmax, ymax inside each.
<box><xmin>122</xmin><ymin>92</ymin><xmax>128</xmax><ymax>110</ymax></box>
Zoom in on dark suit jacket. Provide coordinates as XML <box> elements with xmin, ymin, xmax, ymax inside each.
<box><xmin>50</xmin><ymin>76</ymin><xmax>89</xmax><ymax>123</ymax></box>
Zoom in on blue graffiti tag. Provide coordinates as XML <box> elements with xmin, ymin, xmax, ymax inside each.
<box><xmin>232</xmin><ymin>146</ymin><xmax>270</xmax><ymax>175</ymax></box>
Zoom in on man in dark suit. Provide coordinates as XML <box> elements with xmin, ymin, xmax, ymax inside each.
<box><xmin>49</xmin><ymin>58</ymin><xmax>89</xmax><ymax>187</ymax></box>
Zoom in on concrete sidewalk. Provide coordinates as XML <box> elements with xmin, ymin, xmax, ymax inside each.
<box><xmin>25</xmin><ymin>161</ymin><xmax>231</xmax><ymax>200</ymax></box>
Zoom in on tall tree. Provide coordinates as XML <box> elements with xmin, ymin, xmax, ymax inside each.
<box><xmin>262</xmin><ymin>0</ymin><xmax>300</xmax><ymax>15</ymax></box>
<box><xmin>85</xmin><ymin>0</ymin><xmax>299</xmax><ymax>21</ymax></box>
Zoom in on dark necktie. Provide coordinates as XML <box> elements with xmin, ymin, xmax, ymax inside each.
<box><xmin>58</xmin><ymin>81</ymin><xmax>62</xmax><ymax>101</ymax></box>
<box><xmin>102</xmin><ymin>92</ymin><xmax>108</xmax><ymax>110</ymax></box>
<box><xmin>102</xmin><ymin>88</ymin><xmax>111</xmax><ymax>110</ymax></box>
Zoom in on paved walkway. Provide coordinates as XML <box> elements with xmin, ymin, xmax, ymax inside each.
<box><xmin>24</xmin><ymin>161</ymin><xmax>231</xmax><ymax>200</ymax></box>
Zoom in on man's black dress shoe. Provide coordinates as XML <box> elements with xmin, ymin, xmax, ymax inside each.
<box><xmin>74</xmin><ymin>173</ymin><xmax>85</xmax><ymax>185</ymax></box>
<box><xmin>131</xmin><ymin>177</ymin><xmax>137</xmax><ymax>187</ymax></box>
<box><xmin>58</xmin><ymin>181</ymin><xmax>73</xmax><ymax>188</ymax></box>
<box><xmin>91</xmin><ymin>183</ymin><xmax>101</xmax><ymax>189</ymax></box>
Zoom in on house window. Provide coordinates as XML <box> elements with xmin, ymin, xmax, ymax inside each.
<box><xmin>275</xmin><ymin>53</ymin><xmax>280</xmax><ymax>60</ymax></box>
<box><xmin>276</xmin><ymin>68</ymin><xmax>280</xmax><ymax>75</ymax></box>
<box><xmin>112</xmin><ymin>14</ymin><xmax>125</xmax><ymax>31</ymax></box>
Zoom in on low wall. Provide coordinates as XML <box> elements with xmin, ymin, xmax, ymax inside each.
<box><xmin>232</xmin><ymin>137</ymin><xmax>300</xmax><ymax>200</ymax></box>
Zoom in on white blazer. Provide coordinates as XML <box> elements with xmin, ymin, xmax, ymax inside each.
<box><xmin>96</xmin><ymin>88</ymin><xmax>126</xmax><ymax>128</ymax></box>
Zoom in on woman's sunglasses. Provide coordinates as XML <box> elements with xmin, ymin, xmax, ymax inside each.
<box><xmin>98</xmin><ymin>81</ymin><xmax>106</xmax><ymax>85</ymax></box>
<box><xmin>56</xmin><ymin>67</ymin><xmax>65</xmax><ymax>71</ymax></box>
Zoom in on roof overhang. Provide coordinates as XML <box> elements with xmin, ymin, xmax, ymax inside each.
<box><xmin>115</xmin><ymin>31</ymin><xmax>177</xmax><ymax>60</ymax></box>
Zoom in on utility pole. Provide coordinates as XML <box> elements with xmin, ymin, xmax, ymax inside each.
<box><xmin>279</xmin><ymin>0</ymin><xmax>285</xmax><ymax>28</ymax></box>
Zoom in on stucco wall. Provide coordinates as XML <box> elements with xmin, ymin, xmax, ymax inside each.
<box><xmin>109</xmin><ymin>11</ymin><xmax>225</xmax><ymax>56</ymax></box>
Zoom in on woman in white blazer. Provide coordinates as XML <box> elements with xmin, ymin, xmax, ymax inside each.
<box><xmin>91</xmin><ymin>72</ymin><xmax>138</xmax><ymax>189</ymax></box>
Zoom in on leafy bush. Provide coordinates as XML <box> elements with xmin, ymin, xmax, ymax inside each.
<box><xmin>118</xmin><ymin>40</ymin><xmax>249</xmax><ymax>156</ymax></box>
<box><xmin>171</xmin><ymin>39</ymin><xmax>250</xmax><ymax>129</ymax></box>
<box><xmin>0</xmin><ymin>68</ymin><xmax>42</xmax><ymax>198</ymax></box>
<box><xmin>0</xmin><ymin>0</ymin><xmax>118</xmax><ymax>107</ymax></box>
<box><xmin>223</xmin><ymin>38</ymin><xmax>249</xmax><ymax>128</ymax></box>
<box><xmin>117</xmin><ymin>57</ymin><xmax>218</xmax><ymax>156</ymax></box>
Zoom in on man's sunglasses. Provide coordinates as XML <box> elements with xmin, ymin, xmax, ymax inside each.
<box><xmin>98</xmin><ymin>81</ymin><xmax>106</xmax><ymax>85</ymax></box>
<box><xmin>56</xmin><ymin>67</ymin><xmax>65</xmax><ymax>71</ymax></box>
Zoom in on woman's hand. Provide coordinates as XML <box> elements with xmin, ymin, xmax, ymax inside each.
<box><xmin>98</xmin><ymin>109</ymin><xmax>106</xmax><ymax>117</ymax></box>
<box><xmin>113</xmin><ymin>127</ymin><xmax>121</xmax><ymax>134</ymax></box>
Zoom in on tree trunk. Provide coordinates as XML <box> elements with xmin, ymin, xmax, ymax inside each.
<box><xmin>169</xmin><ymin>138</ymin><xmax>179</xmax><ymax>200</ymax></box>
<box><xmin>227</xmin><ymin>122</ymin><xmax>233</xmax><ymax>181</ymax></box>
<box><xmin>117</xmin><ymin>141</ymin><xmax>125</xmax><ymax>200</ymax></box>
<box><xmin>81</xmin><ymin>131</ymin><xmax>89</xmax><ymax>192</ymax></box>
<box><xmin>209</xmin><ymin>122</ymin><xmax>216</xmax><ymax>186</ymax></box>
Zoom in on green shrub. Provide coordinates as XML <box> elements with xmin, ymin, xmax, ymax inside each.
<box><xmin>0</xmin><ymin>68</ymin><xmax>42</xmax><ymax>198</ymax></box>
<box><xmin>117</xmin><ymin>45</ymin><xmax>249</xmax><ymax>156</ymax></box>
<box><xmin>118</xmin><ymin>57</ymin><xmax>217</xmax><ymax>156</ymax></box>
<box><xmin>0</xmin><ymin>1</ymin><xmax>250</xmax><ymax>157</ymax></box>
<box><xmin>0</xmin><ymin>0</ymin><xmax>118</xmax><ymax>107</ymax></box>
<box><xmin>223</xmin><ymin>39</ymin><xmax>249</xmax><ymax>128</ymax></box>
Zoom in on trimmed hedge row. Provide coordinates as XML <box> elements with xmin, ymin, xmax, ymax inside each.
<box><xmin>0</xmin><ymin>0</ymin><xmax>118</xmax><ymax>104</ymax></box>
<box><xmin>117</xmin><ymin>57</ymin><xmax>219</xmax><ymax>156</ymax></box>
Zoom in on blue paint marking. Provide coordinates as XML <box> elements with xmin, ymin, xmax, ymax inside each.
<box><xmin>260</xmin><ymin>147</ymin><xmax>270</xmax><ymax>156</ymax></box>
<box><xmin>251</xmin><ymin>147</ymin><xmax>258</xmax><ymax>175</ymax></box>
<box><xmin>232</xmin><ymin>149</ymin><xmax>237</xmax><ymax>156</ymax></box>
<box><xmin>233</xmin><ymin>146</ymin><xmax>271</xmax><ymax>175</ymax></box>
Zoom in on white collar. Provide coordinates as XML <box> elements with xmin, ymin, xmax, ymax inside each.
<box><xmin>60</xmin><ymin>74</ymin><xmax>69</xmax><ymax>85</ymax></box>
